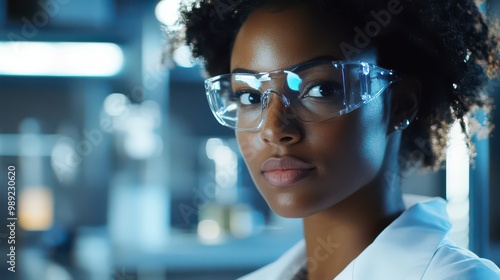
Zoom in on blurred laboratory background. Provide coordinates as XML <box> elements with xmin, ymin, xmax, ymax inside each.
<box><xmin>0</xmin><ymin>0</ymin><xmax>499</xmax><ymax>279</ymax></box>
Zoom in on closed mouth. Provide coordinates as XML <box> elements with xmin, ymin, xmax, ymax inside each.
<box><xmin>261</xmin><ymin>156</ymin><xmax>315</xmax><ymax>187</ymax></box>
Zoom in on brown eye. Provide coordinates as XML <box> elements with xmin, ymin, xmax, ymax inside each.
<box><xmin>238</xmin><ymin>92</ymin><xmax>261</xmax><ymax>105</ymax></box>
<box><xmin>306</xmin><ymin>83</ymin><xmax>341</xmax><ymax>97</ymax></box>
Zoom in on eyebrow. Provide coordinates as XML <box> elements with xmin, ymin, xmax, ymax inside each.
<box><xmin>231</xmin><ymin>55</ymin><xmax>339</xmax><ymax>74</ymax></box>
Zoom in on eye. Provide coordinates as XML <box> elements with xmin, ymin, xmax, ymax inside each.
<box><xmin>305</xmin><ymin>83</ymin><xmax>342</xmax><ymax>97</ymax></box>
<box><xmin>239</xmin><ymin>92</ymin><xmax>261</xmax><ymax>105</ymax></box>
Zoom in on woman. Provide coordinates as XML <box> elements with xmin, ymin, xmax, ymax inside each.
<box><xmin>170</xmin><ymin>0</ymin><xmax>500</xmax><ymax>278</ymax></box>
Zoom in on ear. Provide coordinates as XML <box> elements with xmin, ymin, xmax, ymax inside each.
<box><xmin>387</xmin><ymin>77</ymin><xmax>421</xmax><ymax>134</ymax></box>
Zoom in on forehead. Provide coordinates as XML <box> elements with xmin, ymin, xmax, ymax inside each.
<box><xmin>230</xmin><ymin>5</ymin><xmax>377</xmax><ymax>73</ymax></box>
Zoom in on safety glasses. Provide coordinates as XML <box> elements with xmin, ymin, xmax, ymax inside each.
<box><xmin>205</xmin><ymin>60</ymin><xmax>399</xmax><ymax>131</ymax></box>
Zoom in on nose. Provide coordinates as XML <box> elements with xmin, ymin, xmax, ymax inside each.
<box><xmin>259</xmin><ymin>91</ymin><xmax>302</xmax><ymax>145</ymax></box>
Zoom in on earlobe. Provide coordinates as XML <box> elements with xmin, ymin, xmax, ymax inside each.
<box><xmin>388</xmin><ymin>77</ymin><xmax>421</xmax><ymax>134</ymax></box>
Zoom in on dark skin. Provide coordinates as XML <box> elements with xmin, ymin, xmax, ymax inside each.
<box><xmin>231</xmin><ymin>5</ymin><xmax>420</xmax><ymax>280</ymax></box>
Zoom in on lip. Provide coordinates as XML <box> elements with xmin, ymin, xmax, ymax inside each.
<box><xmin>261</xmin><ymin>156</ymin><xmax>315</xmax><ymax>187</ymax></box>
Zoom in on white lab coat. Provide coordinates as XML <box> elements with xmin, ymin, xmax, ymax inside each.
<box><xmin>238</xmin><ymin>196</ymin><xmax>500</xmax><ymax>280</ymax></box>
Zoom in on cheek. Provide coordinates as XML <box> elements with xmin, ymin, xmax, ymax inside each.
<box><xmin>236</xmin><ymin>131</ymin><xmax>270</xmax><ymax>198</ymax></box>
<box><xmin>358</xmin><ymin>98</ymin><xmax>389</xmax><ymax>167</ymax></box>
<box><xmin>319</xmin><ymin>99</ymin><xmax>388</xmax><ymax>186</ymax></box>
<box><xmin>236</xmin><ymin>132</ymin><xmax>261</xmax><ymax>166</ymax></box>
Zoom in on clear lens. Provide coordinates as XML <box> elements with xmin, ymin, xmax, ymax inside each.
<box><xmin>205</xmin><ymin>61</ymin><xmax>398</xmax><ymax>130</ymax></box>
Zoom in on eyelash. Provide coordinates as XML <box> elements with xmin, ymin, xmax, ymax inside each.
<box><xmin>300</xmin><ymin>80</ymin><xmax>342</xmax><ymax>98</ymax></box>
<box><xmin>229</xmin><ymin>80</ymin><xmax>343</xmax><ymax>101</ymax></box>
<box><xmin>230</xmin><ymin>88</ymin><xmax>261</xmax><ymax>101</ymax></box>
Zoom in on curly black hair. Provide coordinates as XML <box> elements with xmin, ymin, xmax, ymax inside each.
<box><xmin>167</xmin><ymin>0</ymin><xmax>500</xmax><ymax>171</ymax></box>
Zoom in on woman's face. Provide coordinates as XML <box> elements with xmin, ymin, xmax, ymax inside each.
<box><xmin>231</xmin><ymin>5</ymin><xmax>391</xmax><ymax>218</ymax></box>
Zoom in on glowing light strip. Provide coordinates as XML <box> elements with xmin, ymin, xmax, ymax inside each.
<box><xmin>0</xmin><ymin>42</ymin><xmax>123</xmax><ymax>77</ymax></box>
<box><xmin>446</xmin><ymin>121</ymin><xmax>470</xmax><ymax>249</ymax></box>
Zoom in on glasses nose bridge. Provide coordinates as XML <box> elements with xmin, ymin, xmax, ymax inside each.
<box><xmin>262</xmin><ymin>89</ymin><xmax>291</xmax><ymax>110</ymax></box>
<box><xmin>260</xmin><ymin>70</ymin><xmax>292</xmax><ymax>107</ymax></box>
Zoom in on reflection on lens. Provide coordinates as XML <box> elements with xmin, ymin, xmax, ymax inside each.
<box><xmin>236</xmin><ymin>105</ymin><xmax>263</xmax><ymax>130</ymax></box>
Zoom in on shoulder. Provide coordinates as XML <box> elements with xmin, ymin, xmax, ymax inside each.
<box><xmin>423</xmin><ymin>240</ymin><xmax>500</xmax><ymax>279</ymax></box>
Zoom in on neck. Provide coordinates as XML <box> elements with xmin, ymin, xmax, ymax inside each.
<box><xmin>302</xmin><ymin>134</ymin><xmax>405</xmax><ymax>280</ymax></box>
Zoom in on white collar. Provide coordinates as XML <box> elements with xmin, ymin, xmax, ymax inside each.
<box><xmin>239</xmin><ymin>195</ymin><xmax>451</xmax><ymax>280</ymax></box>
<box><xmin>335</xmin><ymin>195</ymin><xmax>450</xmax><ymax>279</ymax></box>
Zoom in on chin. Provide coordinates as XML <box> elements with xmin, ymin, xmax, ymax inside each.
<box><xmin>262</xmin><ymin>190</ymin><xmax>342</xmax><ymax>218</ymax></box>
